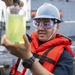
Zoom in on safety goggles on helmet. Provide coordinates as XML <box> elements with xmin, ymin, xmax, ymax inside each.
<box><xmin>33</xmin><ymin>19</ymin><xmax>55</xmax><ymax>29</ymax></box>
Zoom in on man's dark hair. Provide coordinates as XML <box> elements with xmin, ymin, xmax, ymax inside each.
<box><xmin>13</xmin><ymin>0</ymin><xmax>20</xmax><ymax>3</ymax></box>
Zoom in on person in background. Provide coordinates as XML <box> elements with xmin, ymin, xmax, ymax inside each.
<box><xmin>2</xmin><ymin>0</ymin><xmax>13</xmax><ymax>7</ymax></box>
<box><xmin>59</xmin><ymin>10</ymin><xmax>63</xmax><ymax>22</ymax></box>
<box><xmin>0</xmin><ymin>0</ymin><xmax>6</xmax><ymax>21</ymax></box>
<box><xmin>1</xmin><ymin>3</ymin><xmax>74</xmax><ymax>75</ymax></box>
<box><xmin>0</xmin><ymin>0</ymin><xmax>6</xmax><ymax>41</ymax></box>
<box><xmin>2</xmin><ymin>0</ymin><xmax>24</xmax><ymax>7</ymax></box>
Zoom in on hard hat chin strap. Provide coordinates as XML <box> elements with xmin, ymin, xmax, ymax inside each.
<box><xmin>47</xmin><ymin>24</ymin><xmax>57</xmax><ymax>41</ymax></box>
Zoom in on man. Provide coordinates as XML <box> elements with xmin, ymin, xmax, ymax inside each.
<box><xmin>18</xmin><ymin>0</ymin><xmax>24</xmax><ymax>7</ymax></box>
<box><xmin>13</xmin><ymin>0</ymin><xmax>24</xmax><ymax>7</ymax></box>
<box><xmin>1</xmin><ymin>3</ymin><xmax>74</xmax><ymax>75</ymax></box>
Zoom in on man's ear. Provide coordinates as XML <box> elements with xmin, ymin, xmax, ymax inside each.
<box><xmin>54</xmin><ymin>24</ymin><xmax>59</xmax><ymax>30</ymax></box>
<box><xmin>55</xmin><ymin>24</ymin><xmax>59</xmax><ymax>32</ymax></box>
<box><xmin>57</xmin><ymin>24</ymin><xmax>59</xmax><ymax>29</ymax></box>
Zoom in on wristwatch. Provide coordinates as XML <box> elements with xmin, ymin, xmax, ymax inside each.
<box><xmin>22</xmin><ymin>56</ymin><xmax>35</xmax><ymax>68</ymax></box>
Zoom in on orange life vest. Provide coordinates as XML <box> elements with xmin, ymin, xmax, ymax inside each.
<box><xmin>9</xmin><ymin>32</ymin><xmax>74</xmax><ymax>75</ymax></box>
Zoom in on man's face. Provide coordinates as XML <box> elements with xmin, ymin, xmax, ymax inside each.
<box><xmin>33</xmin><ymin>18</ymin><xmax>58</xmax><ymax>42</ymax></box>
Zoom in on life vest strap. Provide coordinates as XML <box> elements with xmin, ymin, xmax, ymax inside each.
<box><xmin>33</xmin><ymin>46</ymin><xmax>56</xmax><ymax>65</ymax></box>
<box><xmin>39</xmin><ymin>46</ymin><xmax>55</xmax><ymax>64</ymax></box>
<box><xmin>9</xmin><ymin>58</ymin><xmax>21</xmax><ymax>75</ymax></box>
